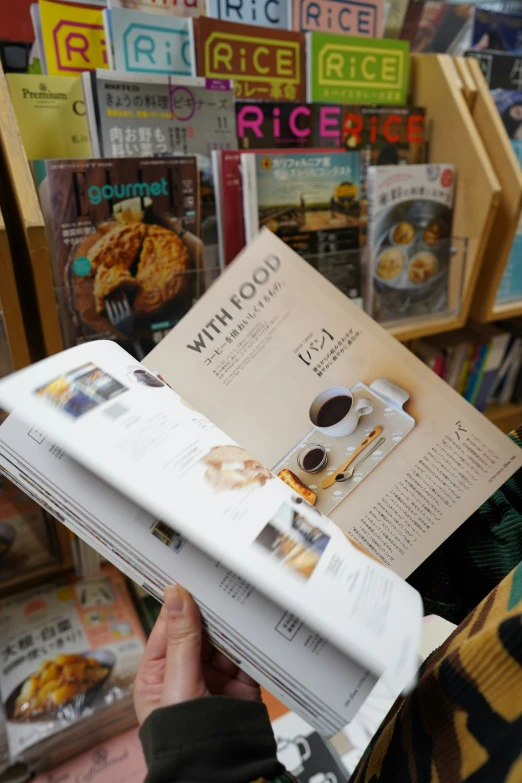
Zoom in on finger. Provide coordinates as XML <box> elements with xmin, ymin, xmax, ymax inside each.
<box><xmin>161</xmin><ymin>585</ymin><xmax>208</xmax><ymax>705</ymax></box>
<box><xmin>140</xmin><ymin>605</ymin><xmax>168</xmax><ymax>665</ymax></box>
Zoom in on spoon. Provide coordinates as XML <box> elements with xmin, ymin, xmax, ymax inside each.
<box><xmin>335</xmin><ymin>438</ymin><xmax>385</xmax><ymax>483</ymax></box>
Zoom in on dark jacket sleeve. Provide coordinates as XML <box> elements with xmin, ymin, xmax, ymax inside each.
<box><xmin>139</xmin><ymin>696</ymin><xmax>290</xmax><ymax>783</ymax></box>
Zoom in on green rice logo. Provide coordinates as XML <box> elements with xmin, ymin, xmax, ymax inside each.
<box><xmin>318</xmin><ymin>43</ymin><xmax>406</xmax><ymax>90</ymax></box>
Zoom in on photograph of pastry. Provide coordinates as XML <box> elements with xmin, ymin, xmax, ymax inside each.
<box><xmin>253</xmin><ymin>502</ymin><xmax>330</xmax><ymax>580</ymax></box>
<box><xmin>41</xmin><ymin>157</ymin><xmax>203</xmax><ymax>360</ymax></box>
<box><xmin>273</xmin><ymin>379</ymin><xmax>415</xmax><ymax>517</ymax></box>
<box><xmin>201</xmin><ymin>445</ymin><xmax>272</xmax><ymax>493</ymax></box>
<box><xmin>5</xmin><ymin>651</ymin><xmax>114</xmax><ymax>722</ymax></box>
<box><xmin>151</xmin><ymin>520</ymin><xmax>186</xmax><ymax>553</ymax></box>
<box><xmin>35</xmin><ymin>363</ymin><xmax>127</xmax><ymax>419</ymax></box>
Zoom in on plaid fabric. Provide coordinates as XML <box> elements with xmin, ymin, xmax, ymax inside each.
<box><xmin>408</xmin><ymin>425</ymin><xmax>522</xmax><ymax>623</ymax></box>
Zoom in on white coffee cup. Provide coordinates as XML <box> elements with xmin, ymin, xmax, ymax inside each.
<box><xmin>309</xmin><ymin>386</ymin><xmax>373</xmax><ymax>437</ymax></box>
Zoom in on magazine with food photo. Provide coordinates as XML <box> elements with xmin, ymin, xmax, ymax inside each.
<box><xmin>366</xmin><ymin>162</ymin><xmax>456</xmax><ymax>324</ymax></box>
<box><xmin>82</xmin><ymin>70</ymin><xmax>237</xmax><ymax>274</ymax></box>
<box><xmin>145</xmin><ymin>229</ymin><xmax>522</xmax><ymax>579</ymax></box>
<box><xmin>34</xmin><ymin>156</ymin><xmax>201</xmax><ymax>360</ymax></box>
<box><xmin>0</xmin><ymin>343</ymin><xmax>425</xmax><ymax>732</ymax></box>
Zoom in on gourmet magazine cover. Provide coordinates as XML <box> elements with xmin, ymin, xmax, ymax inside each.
<box><xmin>35</xmin><ymin>156</ymin><xmax>202</xmax><ymax>359</ymax></box>
<box><xmin>367</xmin><ymin>163</ymin><xmax>456</xmax><ymax>323</ymax></box>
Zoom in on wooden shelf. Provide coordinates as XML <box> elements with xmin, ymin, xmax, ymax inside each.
<box><xmin>485</xmin><ymin>402</ymin><xmax>522</xmax><ymax>434</ymax></box>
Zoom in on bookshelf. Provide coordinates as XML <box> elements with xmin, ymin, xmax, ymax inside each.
<box><xmin>485</xmin><ymin>402</ymin><xmax>522</xmax><ymax>434</ymax></box>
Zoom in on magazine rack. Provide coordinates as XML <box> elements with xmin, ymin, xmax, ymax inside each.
<box><xmin>0</xmin><ymin>55</ymin><xmax>503</xmax><ymax>349</ymax></box>
<box><xmin>462</xmin><ymin>57</ymin><xmax>522</xmax><ymax>323</ymax></box>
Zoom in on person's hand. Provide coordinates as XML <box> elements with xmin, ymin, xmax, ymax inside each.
<box><xmin>134</xmin><ymin>585</ymin><xmax>262</xmax><ymax>725</ymax></box>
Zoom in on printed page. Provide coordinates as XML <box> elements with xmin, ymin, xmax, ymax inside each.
<box><xmin>0</xmin><ymin>342</ymin><xmax>422</xmax><ymax>693</ymax></box>
<box><xmin>0</xmin><ymin>413</ymin><xmax>376</xmax><ymax>736</ymax></box>
<box><xmin>146</xmin><ymin>229</ymin><xmax>522</xmax><ymax>578</ymax></box>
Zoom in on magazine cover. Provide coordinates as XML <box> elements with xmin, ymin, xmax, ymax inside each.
<box><xmin>466</xmin><ymin>48</ymin><xmax>522</xmax><ymax>89</ymax></box>
<box><xmin>36</xmin><ymin>156</ymin><xmax>202</xmax><ymax>359</ymax></box>
<box><xmin>193</xmin><ymin>17</ymin><xmax>306</xmax><ymax>101</ymax></box>
<box><xmin>108</xmin><ymin>0</ymin><xmax>205</xmax><ymax>15</ymax></box>
<box><xmin>39</xmin><ymin>0</ymin><xmax>109</xmax><ymax>76</ymax></box>
<box><xmin>367</xmin><ymin>163</ymin><xmax>456</xmax><ymax>323</ymax></box>
<box><xmin>108</xmin><ymin>7</ymin><xmax>196</xmax><ymax>76</ymax></box>
<box><xmin>206</xmin><ymin>0</ymin><xmax>291</xmax><ymax>27</ymax></box>
<box><xmin>6</xmin><ymin>75</ymin><xmax>91</xmax><ymax>160</ymax></box>
<box><xmin>291</xmin><ymin>0</ymin><xmax>383</xmax><ymax>37</ymax></box>
<box><xmin>0</xmin><ymin>567</ymin><xmax>145</xmax><ymax>760</ymax></box>
<box><xmin>86</xmin><ymin>71</ymin><xmax>237</xmax><ymax>273</ymax></box>
<box><xmin>236</xmin><ymin>102</ymin><xmax>426</xmax><ymax>162</ymax></box>
<box><xmin>244</xmin><ymin>151</ymin><xmax>362</xmax><ymax>304</ymax></box>
<box><xmin>307</xmin><ymin>33</ymin><xmax>410</xmax><ymax>105</ymax></box>
<box><xmin>471</xmin><ymin>3</ymin><xmax>522</xmax><ymax>52</ymax></box>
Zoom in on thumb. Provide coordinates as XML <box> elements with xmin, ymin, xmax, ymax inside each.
<box><xmin>161</xmin><ymin>585</ymin><xmax>208</xmax><ymax>706</ymax></box>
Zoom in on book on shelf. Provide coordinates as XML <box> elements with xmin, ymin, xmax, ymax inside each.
<box><xmin>107</xmin><ymin>0</ymin><xmax>205</xmax><ymax>15</ymax></box>
<box><xmin>366</xmin><ymin>162</ymin><xmax>456</xmax><ymax>324</ymax></box>
<box><xmin>33</xmin><ymin>155</ymin><xmax>202</xmax><ymax>361</ymax></box>
<box><xmin>306</xmin><ymin>32</ymin><xmax>410</xmax><ymax>105</ymax></box>
<box><xmin>106</xmin><ymin>6</ymin><xmax>196</xmax><ymax>76</ymax></box>
<box><xmin>465</xmin><ymin>49</ymin><xmax>522</xmax><ymax>90</ymax></box>
<box><xmin>192</xmin><ymin>16</ymin><xmax>306</xmax><ymax>101</ymax></box>
<box><xmin>412</xmin><ymin>324</ymin><xmax>514</xmax><ymax>412</ymax></box>
<box><xmin>206</xmin><ymin>0</ymin><xmax>292</xmax><ymax>28</ymax></box>
<box><xmin>471</xmin><ymin>4</ymin><xmax>522</xmax><ymax>53</ymax></box>
<box><xmin>82</xmin><ymin>70</ymin><xmax>237</xmax><ymax>273</ymax></box>
<box><xmin>39</xmin><ymin>0</ymin><xmax>109</xmax><ymax>76</ymax></box>
<box><xmin>1</xmin><ymin>230</ymin><xmax>521</xmax><ymax>736</ymax></box>
<box><xmin>6</xmin><ymin>74</ymin><xmax>91</xmax><ymax>160</ymax></box>
<box><xmin>241</xmin><ymin>149</ymin><xmax>363</xmax><ymax>305</ymax></box>
<box><xmin>0</xmin><ymin>566</ymin><xmax>145</xmax><ymax>769</ymax></box>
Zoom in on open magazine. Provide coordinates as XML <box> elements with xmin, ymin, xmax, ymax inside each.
<box><xmin>0</xmin><ymin>231</ymin><xmax>521</xmax><ymax>736</ymax></box>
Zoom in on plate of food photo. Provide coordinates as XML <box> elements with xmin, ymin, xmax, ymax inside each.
<box><xmin>4</xmin><ymin>650</ymin><xmax>115</xmax><ymax>723</ymax></box>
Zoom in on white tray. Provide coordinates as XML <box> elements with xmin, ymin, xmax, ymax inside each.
<box><xmin>272</xmin><ymin>378</ymin><xmax>415</xmax><ymax>516</ymax></box>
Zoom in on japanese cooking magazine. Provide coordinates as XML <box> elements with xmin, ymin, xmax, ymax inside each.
<box><xmin>0</xmin><ymin>232</ymin><xmax>521</xmax><ymax>737</ymax></box>
<box><xmin>34</xmin><ymin>156</ymin><xmax>201</xmax><ymax>360</ymax></box>
<box><xmin>366</xmin><ymin>163</ymin><xmax>457</xmax><ymax>323</ymax></box>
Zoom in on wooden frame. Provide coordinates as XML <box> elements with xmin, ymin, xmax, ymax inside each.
<box><xmin>464</xmin><ymin>57</ymin><xmax>522</xmax><ymax>323</ymax></box>
<box><xmin>0</xmin><ymin>62</ymin><xmax>63</xmax><ymax>360</ymax></box>
<box><xmin>453</xmin><ymin>56</ymin><xmax>478</xmax><ymax>111</ymax></box>
<box><xmin>0</xmin><ymin>208</ymin><xmax>32</xmax><ymax>371</ymax></box>
<box><xmin>389</xmin><ymin>54</ymin><xmax>501</xmax><ymax>342</ymax></box>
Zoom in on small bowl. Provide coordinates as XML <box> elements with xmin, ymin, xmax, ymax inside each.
<box><xmin>297</xmin><ymin>444</ymin><xmax>328</xmax><ymax>474</ymax></box>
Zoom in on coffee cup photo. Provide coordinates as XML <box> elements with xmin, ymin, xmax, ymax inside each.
<box><xmin>309</xmin><ymin>386</ymin><xmax>373</xmax><ymax>437</ymax></box>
